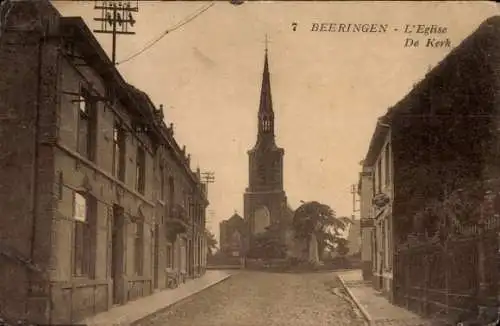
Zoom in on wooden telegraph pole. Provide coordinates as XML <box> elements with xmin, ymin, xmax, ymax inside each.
<box><xmin>351</xmin><ymin>184</ymin><xmax>360</xmax><ymax>220</ymax></box>
<box><xmin>201</xmin><ymin>172</ymin><xmax>215</xmax><ymax>194</ymax></box>
<box><xmin>93</xmin><ymin>0</ymin><xmax>138</xmax><ymax>65</ymax></box>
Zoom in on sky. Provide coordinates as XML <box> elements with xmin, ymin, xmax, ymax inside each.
<box><xmin>54</xmin><ymin>0</ymin><xmax>497</xmax><ymax>241</ymax></box>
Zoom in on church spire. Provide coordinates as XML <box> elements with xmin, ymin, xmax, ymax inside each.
<box><xmin>259</xmin><ymin>35</ymin><xmax>273</xmax><ymax>116</ymax></box>
<box><xmin>258</xmin><ymin>36</ymin><xmax>275</xmax><ymax>138</ymax></box>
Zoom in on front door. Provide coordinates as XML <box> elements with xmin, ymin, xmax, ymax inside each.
<box><xmin>111</xmin><ymin>205</ymin><xmax>125</xmax><ymax>305</ymax></box>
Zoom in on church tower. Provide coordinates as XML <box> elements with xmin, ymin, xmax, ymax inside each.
<box><xmin>244</xmin><ymin>44</ymin><xmax>289</xmax><ymax>249</ymax></box>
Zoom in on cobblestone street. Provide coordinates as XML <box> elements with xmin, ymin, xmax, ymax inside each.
<box><xmin>134</xmin><ymin>271</ymin><xmax>367</xmax><ymax>326</ymax></box>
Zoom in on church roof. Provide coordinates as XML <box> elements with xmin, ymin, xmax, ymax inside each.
<box><xmin>223</xmin><ymin>213</ymin><xmax>244</xmax><ymax>226</ymax></box>
<box><xmin>228</xmin><ymin>212</ymin><xmax>244</xmax><ymax>221</ymax></box>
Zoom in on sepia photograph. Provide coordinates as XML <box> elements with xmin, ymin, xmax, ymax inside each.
<box><xmin>0</xmin><ymin>0</ymin><xmax>500</xmax><ymax>325</ymax></box>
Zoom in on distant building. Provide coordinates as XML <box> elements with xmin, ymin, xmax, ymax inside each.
<box><xmin>346</xmin><ymin>218</ymin><xmax>361</xmax><ymax>256</ymax></box>
<box><xmin>219</xmin><ymin>213</ymin><xmax>245</xmax><ymax>257</ymax></box>
<box><xmin>243</xmin><ymin>47</ymin><xmax>292</xmax><ymax>256</ymax></box>
<box><xmin>0</xmin><ymin>2</ymin><xmax>208</xmax><ymax>324</ymax></box>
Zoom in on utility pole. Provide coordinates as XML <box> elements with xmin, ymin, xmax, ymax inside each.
<box><xmin>93</xmin><ymin>0</ymin><xmax>138</xmax><ymax>65</ymax></box>
<box><xmin>350</xmin><ymin>184</ymin><xmax>360</xmax><ymax>220</ymax></box>
<box><xmin>201</xmin><ymin>171</ymin><xmax>215</xmax><ymax>194</ymax></box>
<box><xmin>207</xmin><ymin>209</ymin><xmax>215</xmax><ymax>224</ymax></box>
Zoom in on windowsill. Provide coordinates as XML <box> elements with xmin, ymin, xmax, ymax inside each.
<box><xmin>56</xmin><ymin>142</ymin><xmax>155</xmax><ymax>207</ymax></box>
<box><xmin>62</xmin><ymin>276</ymin><xmax>103</xmax><ymax>289</ymax></box>
<box><xmin>127</xmin><ymin>275</ymin><xmax>150</xmax><ymax>282</ymax></box>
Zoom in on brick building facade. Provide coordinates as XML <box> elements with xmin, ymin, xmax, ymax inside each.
<box><xmin>0</xmin><ymin>1</ymin><xmax>208</xmax><ymax>324</ymax></box>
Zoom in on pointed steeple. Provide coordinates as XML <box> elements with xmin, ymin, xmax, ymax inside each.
<box><xmin>257</xmin><ymin>36</ymin><xmax>275</xmax><ymax>141</ymax></box>
<box><xmin>259</xmin><ymin>36</ymin><xmax>273</xmax><ymax>119</ymax></box>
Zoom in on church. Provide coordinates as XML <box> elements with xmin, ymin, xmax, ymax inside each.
<box><xmin>243</xmin><ymin>45</ymin><xmax>294</xmax><ymax>256</ymax></box>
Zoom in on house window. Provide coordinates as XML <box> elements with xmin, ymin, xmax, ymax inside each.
<box><xmin>384</xmin><ymin>144</ymin><xmax>391</xmax><ymax>186</ymax></box>
<box><xmin>73</xmin><ymin>191</ymin><xmax>97</xmax><ymax>277</ymax></box>
<box><xmin>136</xmin><ymin>146</ymin><xmax>146</xmax><ymax>194</ymax></box>
<box><xmin>166</xmin><ymin>244</ymin><xmax>173</xmax><ymax>268</ymax></box>
<box><xmin>168</xmin><ymin>177</ymin><xmax>175</xmax><ymax>216</ymax></box>
<box><xmin>57</xmin><ymin>171</ymin><xmax>63</xmax><ymax>200</ymax></box>
<box><xmin>372</xmin><ymin>173</ymin><xmax>376</xmax><ymax>197</ymax></box>
<box><xmin>388</xmin><ymin>217</ymin><xmax>393</xmax><ymax>269</ymax></box>
<box><xmin>112</xmin><ymin>121</ymin><xmax>126</xmax><ymax>182</ymax></box>
<box><xmin>77</xmin><ymin>87</ymin><xmax>96</xmax><ymax>161</ymax></box>
<box><xmin>134</xmin><ymin>220</ymin><xmax>144</xmax><ymax>276</ymax></box>
<box><xmin>188</xmin><ymin>197</ymin><xmax>193</xmax><ymax>218</ymax></box>
<box><xmin>159</xmin><ymin>164</ymin><xmax>165</xmax><ymax>201</ymax></box>
<box><xmin>377</xmin><ymin>158</ymin><xmax>382</xmax><ymax>193</ymax></box>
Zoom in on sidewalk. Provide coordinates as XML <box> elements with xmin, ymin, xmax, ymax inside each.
<box><xmin>80</xmin><ymin>270</ymin><xmax>233</xmax><ymax>326</ymax></box>
<box><xmin>337</xmin><ymin>270</ymin><xmax>432</xmax><ymax>326</ymax></box>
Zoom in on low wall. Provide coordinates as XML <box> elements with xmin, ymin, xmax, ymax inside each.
<box><xmin>207</xmin><ymin>254</ymin><xmax>241</xmax><ymax>266</ymax></box>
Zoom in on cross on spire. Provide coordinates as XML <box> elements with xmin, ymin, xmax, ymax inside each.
<box><xmin>264</xmin><ymin>33</ymin><xmax>270</xmax><ymax>53</ymax></box>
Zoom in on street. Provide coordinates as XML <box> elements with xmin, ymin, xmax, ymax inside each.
<box><xmin>134</xmin><ymin>271</ymin><xmax>367</xmax><ymax>326</ymax></box>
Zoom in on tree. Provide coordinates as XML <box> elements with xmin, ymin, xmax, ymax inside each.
<box><xmin>335</xmin><ymin>238</ymin><xmax>350</xmax><ymax>257</ymax></box>
<box><xmin>292</xmin><ymin>201</ymin><xmax>352</xmax><ymax>262</ymax></box>
<box><xmin>204</xmin><ymin>228</ymin><xmax>218</xmax><ymax>256</ymax></box>
<box><xmin>247</xmin><ymin>223</ymin><xmax>287</xmax><ymax>260</ymax></box>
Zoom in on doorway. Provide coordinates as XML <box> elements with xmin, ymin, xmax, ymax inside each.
<box><xmin>111</xmin><ymin>205</ymin><xmax>125</xmax><ymax>305</ymax></box>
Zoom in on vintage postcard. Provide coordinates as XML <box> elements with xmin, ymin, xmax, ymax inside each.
<box><xmin>0</xmin><ymin>0</ymin><xmax>499</xmax><ymax>325</ymax></box>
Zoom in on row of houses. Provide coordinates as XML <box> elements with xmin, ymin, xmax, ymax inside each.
<box><xmin>0</xmin><ymin>1</ymin><xmax>209</xmax><ymax>325</ymax></box>
<box><xmin>359</xmin><ymin>16</ymin><xmax>500</xmax><ymax>321</ymax></box>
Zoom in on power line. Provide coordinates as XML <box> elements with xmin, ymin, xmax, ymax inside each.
<box><xmin>116</xmin><ymin>2</ymin><xmax>215</xmax><ymax>66</ymax></box>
